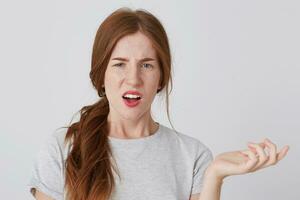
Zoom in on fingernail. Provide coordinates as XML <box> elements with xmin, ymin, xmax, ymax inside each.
<box><xmin>286</xmin><ymin>145</ymin><xmax>290</xmax><ymax>150</ymax></box>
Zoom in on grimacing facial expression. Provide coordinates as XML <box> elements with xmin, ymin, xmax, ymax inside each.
<box><xmin>104</xmin><ymin>31</ymin><xmax>161</xmax><ymax>120</ymax></box>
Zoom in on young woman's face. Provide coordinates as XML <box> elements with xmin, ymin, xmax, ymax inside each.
<box><xmin>104</xmin><ymin>31</ymin><xmax>161</xmax><ymax>120</ymax></box>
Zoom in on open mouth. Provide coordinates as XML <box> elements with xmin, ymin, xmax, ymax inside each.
<box><xmin>122</xmin><ymin>95</ymin><xmax>142</xmax><ymax>107</ymax></box>
<box><xmin>122</xmin><ymin>96</ymin><xmax>141</xmax><ymax>100</ymax></box>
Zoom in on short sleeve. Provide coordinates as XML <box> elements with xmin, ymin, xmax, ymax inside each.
<box><xmin>27</xmin><ymin>134</ymin><xmax>64</xmax><ymax>200</ymax></box>
<box><xmin>191</xmin><ymin>144</ymin><xmax>214</xmax><ymax>195</ymax></box>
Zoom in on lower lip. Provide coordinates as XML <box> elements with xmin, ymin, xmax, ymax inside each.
<box><xmin>123</xmin><ymin>98</ymin><xmax>141</xmax><ymax>107</ymax></box>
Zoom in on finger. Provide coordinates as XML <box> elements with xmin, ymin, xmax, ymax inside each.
<box><xmin>247</xmin><ymin>142</ymin><xmax>269</xmax><ymax>170</ymax></box>
<box><xmin>247</xmin><ymin>142</ymin><xmax>266</xmax><ymax>156</ymax></box>
<box><xmin>247</xmin><ymin>142</ymin><xmax>266</xmax><ymax>154</ymax></box>
<box><xmin>239</xmin><ymin>149</ymin><xmax>258</xmax><ymax>172</ymax></box>
<box><xmin>262</xmin><ymin>138</ymin><xmax>278</xmax><ymax>166</ymax></box>
<box><xmin>277</xmin><ymin>145</ymin><xmax>290</xmax><ymax>161</ymax></box>
<box><xmin>240</xmin><ymin>149</ymin><xmax>256</xmax><ymax>160</ymax></box>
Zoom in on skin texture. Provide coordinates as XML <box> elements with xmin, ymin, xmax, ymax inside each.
<box><xmin>190</xmin><ymin>138</ymin><xmax>290</xmax><ymax>200</ymax></box>
<box><xmin>33</xmin><ymin>189</ymin><xmax>54</xmax><ymax>200</ymax></box>
<box><xmin>105</xmin><ymin>31</ymin><xmax>161</xmax><ymax>139</ymax></box>
<box><xmin>33</xmin><ymin>32</ymin><xmax>290</xmax><ymax>200</ymax></box>
<box><xmin>34</xmin><ymin>31</ymin><xmax>162</xmax><ymax>200</ymax></box>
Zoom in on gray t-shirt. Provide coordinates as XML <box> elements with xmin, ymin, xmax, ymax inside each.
<box><xmin>27</xmin><ymin>123</ymin><xmax>213</xmax><ymax>200</ymax></box>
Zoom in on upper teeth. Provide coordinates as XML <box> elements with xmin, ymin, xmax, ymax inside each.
<box><xmin>124</xmin><ymin>94</ymin><xmax>141</xmax><ymax>98</ymax></box>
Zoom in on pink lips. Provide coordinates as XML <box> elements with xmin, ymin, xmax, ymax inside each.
<box><xmin>122</xmin><ymin>90</ymin><xmax>142</xmax><ymax>108</ymax></box>
<box><xmin>123</xmin><ymin>98</ymin><xmax>141</xmax><ymax>107</ymax></box>
<box><xmin>122</xmin><ymin>90</ymin><xmax>143</xmax><ymax>97</ymax></box>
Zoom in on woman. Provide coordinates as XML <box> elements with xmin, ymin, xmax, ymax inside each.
<box><xmin>28</xmin><ymin>7</ymin><xmax>290</xmax><ymax>200</ymax></box>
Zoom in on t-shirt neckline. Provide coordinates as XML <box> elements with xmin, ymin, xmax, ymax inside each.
<box><xmin>108</xmin><ymin>122</ymin><xmax>162</xmax><ymax>144</ymax></box>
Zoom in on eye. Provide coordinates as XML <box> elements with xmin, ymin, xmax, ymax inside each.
<box><xmin>113</xmin><ymin>63</ymin><xmax>124</xmax><ymax>67</ymax></box>
<box><xmin>142</xmin><ymin>63</ymin><xmax>153</xmax><ymax>69</ymax></box>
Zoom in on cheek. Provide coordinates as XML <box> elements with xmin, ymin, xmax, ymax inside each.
<box><xmin>153</xmin><ymin>71</ymin><xmax>161</xmax><ymax>85</ymax></box>
<box><xmin>104</xmin><ymin>70</ymin><xmax>121</xmax><ymax>86</ymax></box>
<box><xmin>105</xmin><ymin>79</ymin><xmax>123</xmax><ymax>101</ymax></box>
<box><xmin>146</xmin><ymin>74</ymin><xmax>160</xmax><ymax>89</ymax></box>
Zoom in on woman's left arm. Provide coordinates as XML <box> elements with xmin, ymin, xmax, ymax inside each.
<box><xmin>195</xmin><ymin>138</ymin><xmax>290</xmax><ymax>200</ymax></box>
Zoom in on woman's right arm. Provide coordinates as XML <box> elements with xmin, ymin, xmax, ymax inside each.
<box><xmin>32</xmin><ymin>189</ymin><xmax>54</xmax><ymax>200</ymax></box>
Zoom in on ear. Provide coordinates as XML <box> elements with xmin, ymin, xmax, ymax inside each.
<box><xmin>157</xmin><ymin>86</ymin><xmax>162</xmax><ymax>93</ymax></box>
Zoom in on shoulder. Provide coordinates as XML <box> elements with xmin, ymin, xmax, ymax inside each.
<box><xmin>45</xmin><ymin>127</ymin><xmax>72</xmax><ymax>161</ymax></box>
<box><xmin>160</xmin><ymin>124</ymin><xmax>213</xmax><ymax>158</ymax></box>
<box><xmin>27</xmin><ymin>128</ymin><xmax>70</xmax><ymax>199</ymax></box>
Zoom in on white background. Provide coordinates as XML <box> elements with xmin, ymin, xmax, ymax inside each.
<box><xmin>0</xmin><ymin>0</ymin><xmax>299</xmax><ymax>199</ymax></box>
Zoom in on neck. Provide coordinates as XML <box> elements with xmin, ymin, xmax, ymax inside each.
<box><xmin>106</xmin><ymin>112</ymin><xmax>158</xmax><ymax>139</ymax></box>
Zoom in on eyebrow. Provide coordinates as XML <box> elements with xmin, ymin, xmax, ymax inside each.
<box><xmin>111</xmin><ymin>57</ymin><xmax>156</xmax><ymax>62</ymax></box>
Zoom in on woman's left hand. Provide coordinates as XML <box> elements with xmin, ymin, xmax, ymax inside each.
<box><xmin>205</xmin><ymin>138</ymin><xmax>290</xmax><ymax>180</ymax></box>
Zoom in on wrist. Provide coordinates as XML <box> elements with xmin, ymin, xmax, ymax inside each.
<box><xmin>204</xmin><ymin>165</ymin><xmax>224</xmax><ymax>185</ymax></box>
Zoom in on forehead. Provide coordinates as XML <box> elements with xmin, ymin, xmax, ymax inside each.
<box><xmin>110</xmin><ymin>31</ymin><xmax>157</xmax><ymax>59</ymax></box>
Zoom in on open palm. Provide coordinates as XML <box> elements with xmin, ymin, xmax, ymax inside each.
<box><xmin>209</xmin><ymin>138</ymin><xmax>290</xmax><ymax>180</ymax></box>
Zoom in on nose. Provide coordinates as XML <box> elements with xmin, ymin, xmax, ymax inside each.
<box><xmin>125</xmin><ymin>63</ymin><xmax>143</xmax><ymax>87</ymax></box>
